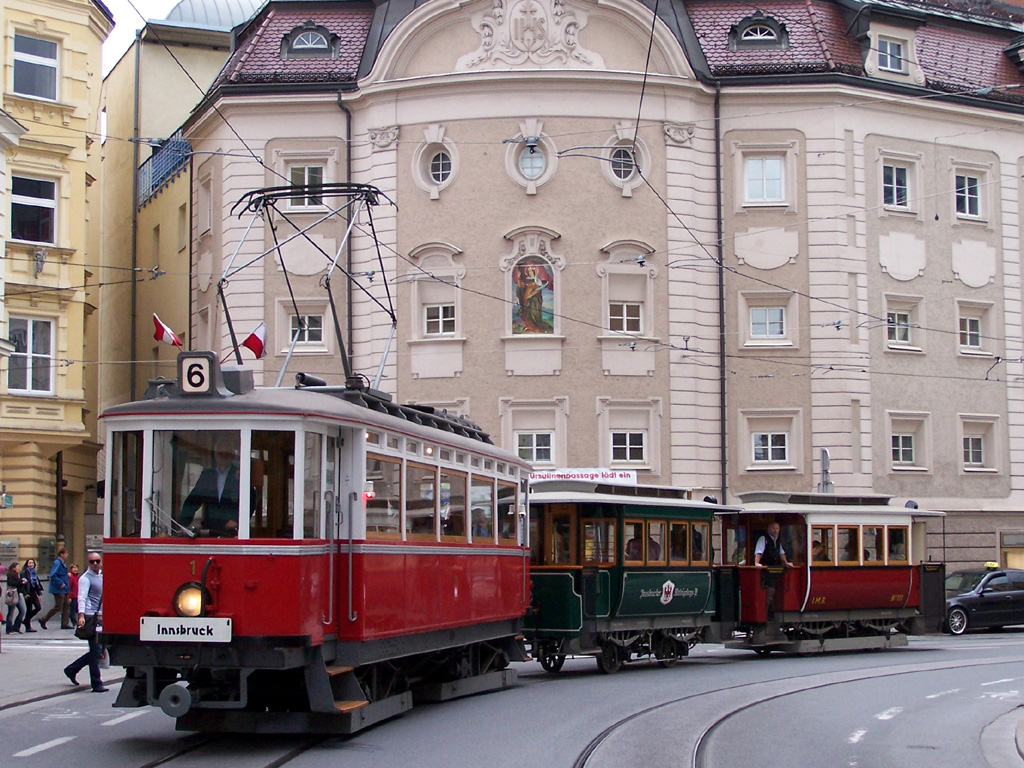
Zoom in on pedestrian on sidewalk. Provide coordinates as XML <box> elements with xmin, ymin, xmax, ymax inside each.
<box><xmin>64</xmin><ymin>552</ymin><xmax>107</xmax><ymax>693</ymax></box>
<box><xmin>68</xmin><ymin>563</ymin><xmax>79</xmax><ymax>626</ymax></box>
<box><xmin>22</xmin><ymin>558</ymin><xmax>43</xmax><ymax>632</ymax></box>
<box><xmin>5</xmin><ymin>562</ymin><xmax>27</xmax><ymax>634</ymax></box>
<box><xmin>39</xmin><ymin>548</ymin><xmax>71</xmax><ymax>629</ymax></box>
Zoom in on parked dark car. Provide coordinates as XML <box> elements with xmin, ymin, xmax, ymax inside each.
<box><xmin>945</xmin><ymin>568</ymin><xmax>1024</xmax><ymax>635</ymax></box>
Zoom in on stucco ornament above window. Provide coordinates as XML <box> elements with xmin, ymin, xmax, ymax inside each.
<box><xmin>457</xmin><ymin>0</ymin><xmax>605</xmax><ymax>69</ymax></box>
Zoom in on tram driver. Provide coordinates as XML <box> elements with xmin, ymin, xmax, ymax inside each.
<box><xmin>180</xmin><ymin>436</ymin><xmax>241</xmax><ymax>536</ymax></box>
<box><xmin>754</xmin><ymin>521</ymin><xmax>795</xmax><ymax>619</ymax></box>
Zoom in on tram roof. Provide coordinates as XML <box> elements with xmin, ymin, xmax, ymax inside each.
<box><xmin>728</xmin><ymin>491</ymin><xmax>944</xmax><ymax>519</ymax></box>
<box><xmin>101</xmin><ymin>384</ymin><xmax>525</xmax><ymax>466</ymax></box>
<box><xmin>529</xmin><ymin>479</ymin><xmax>742</xmax><ymax>512</ymax></box>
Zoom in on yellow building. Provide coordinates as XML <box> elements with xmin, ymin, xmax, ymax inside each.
<box><xmin>0</xmin><ymin>0</ymin><xmax>112</xmax><ymax>566</ymax></box>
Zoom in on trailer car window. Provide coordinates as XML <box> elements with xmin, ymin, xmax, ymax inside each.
<box><xmin>863</xmin><ymin>526</ymin><xmax>883</xmax><ymax>564</ymax></box>
<box><xmin>648</xmin><ymin>521</ymin><xmax>666</xmax><ymax>564</ymax></box>
<box><xmin>366</xmin><ymin>454</ymin><xmax>401</xmax><ymax>537</ymax></box>
<box><xmin>812</xmin><ymin>526</ymin><xmax>834</xmax><ymax>565</ymax></box>
<box><xmin>691</xmin><ymin>522</ymin><xmax>710</xmax><ymax>565</ymax></box>
<box><xmin>583</xmin><ymin>519</ymin><xmax>616</xmax><ymax>564</ymax></box>
<box><xmin>671</xmin><ymin>522</ymin><xmax>690</xmax><ymax>564</ymax></box>
<box><xmin>838</xmin><ymin>526</ymin><xmax>860</xmax><ymax>564</ymax></box>
<box><xmin>624</xmin><ymin>520</ymin><xmax>644</xmax><ymax>563</ymax></box>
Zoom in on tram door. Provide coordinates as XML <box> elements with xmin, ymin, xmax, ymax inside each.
<box><xmin>545</xmin><ymin>506</ymin><xmax>576</xmax><ymax>564</ymax></box>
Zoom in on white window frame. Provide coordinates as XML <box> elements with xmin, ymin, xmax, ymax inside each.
<box><xmin>744</xmin><ymin>155</ymin><xmax>785</xmax><ymax>204</ymax></box>
<box><xmin>414</xmin><ymin>125</ymin><xmax>460</xmax><ymax>200</ymax></box>
<box><xmin>740</xmin><ymin>292</ymin><xmax>796</xmax><ymax>348</ymax></box>
<box><xmin>891</xmin><ymin>433</ymin><xmax>915</xmax><ymax>465</ymax></box>
<box><xmin>611</xmin><ymin>430</ymin><xmax>647</xmax><ymax>464</ymax></box>
<box><xmin>13</xmin><ymin>33</ymin><xmax>58</xmax><ymax>102</ymax></box>
<box><xmin>750</xmin><ymin>305</ymin><xmax>785</xmax><ymax>340</ymax></box>
<box><xmin>742</xmin><ymin>409</ymin><xmax>801</xmax><ymax>472</ymax></box>
<box><xmin>275</xmin><ymin>299</ymin><xmax>330</xmax><ymax>355</ymax></box>
<box><xmin>960</xmin><ymin>415</ymin><xmax>999</xmax><ymax>474</ymax></box>
<box><xmin>889</xmin><ymin>412</ymin><xmax>930</xmax><ymax>472</ymax></box>
<box><xmin>500</xmin><ymin>398</ymin><xmax>568</xmax><ymax>468</ymax></box>
<box><xmin>289</xmin><ymin>313</ymin><xmax>324</xmax><ymax>345</ymax></box>
<box><xmin>11</xmin><ymin>175</ymin><xmax>57</xmax><ymax>245</ymax></box>
<box><xmin>601</xmin><ymin>125</ymin><xmax>651</xmax><ymax>198</ymax></box>
<box><xmin>505</xmin><ymin>119</ymin><xmax>557</xmax><ymax>195</ymax></box>
<box><xmin>424</xmin><ymin>303</ymin><xmax>456</xmax><ymax>336</ymax></box>
<box><xmin>609</xmin><ymin>301</ymin><xmax>642</xmax><ymax>334</ymax></box>
<box><xmin>877</xmin><ymin>37</ymin><xmax>905</xmax><ymax>73</ymax></box>
<box><xmin>287</xmin><ymin>164</ymin><xmax>325</xmax><ymax>209</ymax></box>
<box><xmin>882</xmin><ymin>163</ymin><xmax>910</xmax><ymax>209</ymax></box>
<box><xmin>956</xmin><ymin>300</ymin><xmax>993</xmax><ymax>357</ymax></box>
<box><xmin>955</xmin><ymin>173</ymin><xmax>981</xmax><ymax>218</ymax></box>
<box><xmin>515</xmin><ymin>430</ymin><xmax>553</xmax><ymax>465</ymax></box>
<box><xmin>7</xmin><ymin>315</ymin><xmax>54</xmax><ymax>395</ymax></box>
<box><xmin>598</xmin><ymin>397</ymin><xmax>661</xmax><ymax>472</ymax></box>
<box><xmin>752</xmin><ymin>431</ymin><xmax>788</xmax><ymax>464</ymax></box>
<box><xmin>884</xmin><ymin>294</ymin><xmax>923</xmax><ymax>352</ymax></box>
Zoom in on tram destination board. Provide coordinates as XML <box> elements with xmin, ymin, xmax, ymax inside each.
<box><xmin>140</xmin><ymin>616</ymin><xmax>232</xmax><ymax>643</ymax></box>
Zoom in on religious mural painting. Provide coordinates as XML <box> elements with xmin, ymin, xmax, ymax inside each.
<box><xmin>512</xmin><ymin>257</ymin><xmax>554</xmax><ymax>334</ymax></box>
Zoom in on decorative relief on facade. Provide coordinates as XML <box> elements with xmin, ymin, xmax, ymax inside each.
<box><xmin>457</xmin><ymin>0</ymin><xmax>605</xmax><ymax>70</ymax></box>
<box><xmin>663</xmin><ymin>122</ymin><xmax>695</xmax><ymax>145</ymax></box>
<box><xmin>368</xmin><ymin>126</ymin><xmax>399</xmax><ymax>150</ymax></box>
<box><xmin>733</xmin><ymin>227</ymin><xmax>798</xmax><ymax>269</ymax></box>
<box><xmin>951</xmin><ymin>240</ymin><xmax>996</xmax><ymax>288</ymax></box>
<box><xmin>878</xmin><ymin>231</ymin><xmax>926</xmax><ymax>281</ymax></box>
<box><xmin>276</xmin><ymin>234</ymin><xmax>335</xmax><ymax>276</ymax></box>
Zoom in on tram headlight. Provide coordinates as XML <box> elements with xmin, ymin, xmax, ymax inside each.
<box><xmin>173</xmin><ymin>581</ymin><xmax>209</xmax><ymax>617</ymax></box>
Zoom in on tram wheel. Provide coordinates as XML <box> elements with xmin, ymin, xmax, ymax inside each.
<box><xmin>655</xmin><ymin>636</ymin><xmax>681</xmax><ymax>668</ymax></box>
<box><xmin>539</xmin><ymin>645</ymin><xmax>566</xmax><ymax>673</ymax></box>
<box><xmin>753</xmin><ymin>647</ymin><xmax>773</xmax><ymax>657</ymax></box>
<box><xmin>597</xmin><ymin>642</ymin><xmax>623</xmax><ymax>674</ymax></box>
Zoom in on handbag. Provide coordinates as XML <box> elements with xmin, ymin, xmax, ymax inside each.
<box><xmin>75</xmin><ymin>613</ymin><xmax>98</xmax><ymax>640</ymax></box>
<box><xmin>3</xmin><ymin>587</ymin><xmax>16</xmax><ymax>607</ymax></box>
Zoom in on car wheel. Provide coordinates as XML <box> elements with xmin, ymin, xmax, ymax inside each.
<box><xmin>947</xmin><ymin>607</ymin><xmax>969</xmax><ymax>635</ymax></box>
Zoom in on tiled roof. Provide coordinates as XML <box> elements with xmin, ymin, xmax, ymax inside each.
<box><xmin>918</xmin><ymin>24</ymin><xmax>1022</xmax><ymax>92</ymax></box>
<box><xmin>687</xmin><ymin>1</ymin><xmax>864</xmax><ymax>76</ymax></box>
<box><xmin>215</xmin><ymin>7</ymin><xmax>373</xmax><ymax>87</ymax></box>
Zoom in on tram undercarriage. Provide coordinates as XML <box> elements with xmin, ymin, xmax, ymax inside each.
<box><xmin>723</xmin><ymin>609</ymin><xmax>918</xmax><ymax>655</ymax></box>
<box><xmin>110</xmin><ymin>625</ymin><xmax>528</xmax><ymax>735</ymax></box>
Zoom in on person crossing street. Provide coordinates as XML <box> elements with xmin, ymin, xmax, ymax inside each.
<box><xmin>64</xmin><ymin>552</ymin><xmax>107</xmax><ymax>693</ymax></box>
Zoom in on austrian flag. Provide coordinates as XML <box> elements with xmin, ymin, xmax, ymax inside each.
<box><xmin>153</xmin><ymin>313</ymin><xmax>182</xmax><ymax>348</ymax></box>
<box><xmin>241</xmin><ymin>322</ymin><xmax>267</xmax><ymax>359</ymax></box>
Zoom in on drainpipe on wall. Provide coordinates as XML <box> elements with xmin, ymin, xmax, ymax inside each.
<box><xmin>129</xmin><ymin>30</ymin><xmax>142</xmax><ymax>400</ymax></box>
<box><xmin>714</xmin><ymin>82</ymin><xmax>727</xmax><ymax>503</ymax></box>
<box><xmin>336</xmin><ymin>93</ymin><xmax>354</xmax><ymax>375</ymax></box>
<box><xmin>55</xmin><ymin>450</ymin><xmax>64</xmax><ymax>537</ymax></box>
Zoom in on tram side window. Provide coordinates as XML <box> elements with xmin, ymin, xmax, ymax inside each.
<box><xmin>406</xmin><ymin>463</ymin><xmax>438</xmax><ymax>540</ymax></box>
<box><xmin>250</xmin><ymin>430</ymin><xmax>296</xmax><ymax>538</ymax></box>
<box><xmin>691</xmin><ymin>522</ymin><xmax>710</xmax><ymax>565</ymax></box>
<box><xmin>366</xmin><ymin>454</ymin><xmax>401</xmax><ymax>536</ymax></box>
<box><xmin>812</xmin><ymin>526</ymin><xmax>834</xmax><ymax>565</ymax></box>
<box><xmin>722</xmin><ymin>525</ymin><xmax>743</xmax><ymax>565</ymax></box>
<box><xmin>302</xmin><ymin>433</ymin><xmax>322</xmax><ymax>538</ymax></box>
<box><xmin>624</xmin><ymin>520</ymin><xmax>645</xmax><ymax>563</ymax></box>
<box><xmin>547</xmin><ymin>509</ymin><xmax>574</xmax><ymax>564</ymax></box>
<box><xmin>110</xmin><ymin>431</ymin><xmax>143</xmax><ymax>537</ymax></box>
<box><xmin>470</xmin><ymin>477</ymin><xmax>494</xmax><ymax>542</ymax></box>
<box><xmin>671</xmin><ymin>522</ymin><xmax>689</xmax><ymax>565</ymax></box>
<box><xmin>887</xmin><ymin>526</ymin><xmax>908</xmax><ymax>563</ymax></box>
<box><xmin>497</xmin><ymin>481</ymin><xmax>518</xmax><ymax>543</ymax></box>
<box><xmin>838</xmin><ymin>526</ymin><xmax>860</xmax><ymax>564</ymax></box>
<box><xmin>648</xmin><ymin>521</ymin><xmax>666</xmax><ymax>565</ymax></box>
<box><xmin>863</xmin><ymin>526</ymin><xmax>883</xmax><ymax>564</ymax></box>
<box><xmin>583</xmin><ymin>519</ymin><xmax>616</xmax><ymax>564</ymax></box>
<box><xmin>440</xmin><ymin>469</ymin><xmax>468</xmax><ymax>542</ymax></box>
<box><xmin>153</xmin><ymin>429</ymin><xmax>241</xmax><ymax>538</ymax></box>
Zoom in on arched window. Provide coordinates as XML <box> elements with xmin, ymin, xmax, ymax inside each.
<box><xmin>730</xmin><ymin>13</ymin><xmax>788</xmax><ymax>50</ymax></box>
<box><xmin>293</xmin><ymin>31</ymin><xmax>328</xmax><ymax>50</ymax></box>
<box><xmin>741</xmin><ymin>24</ymin><xmax>777</xmax><ymax>41</ymax></box>
<box><xmin>282</xmin><ymin>23</ymin><xmax>336</xmax><ymax>59</ymax></box>
<box><xmin>511</xmin><ymin>257</ymin><xmax>555</xmax><ymax>335</ymax></box>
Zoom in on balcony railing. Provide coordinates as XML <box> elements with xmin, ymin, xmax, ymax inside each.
<box><xmin>137</xmin><ymin>131</ymin><xmax>190</xmax><ymax>208</ymax></box>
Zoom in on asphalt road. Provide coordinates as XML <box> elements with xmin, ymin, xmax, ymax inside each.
<box><xmin>2</xmin><ymin>632</ymin><xmax>1023</xmax><ymax>768</ymax></box>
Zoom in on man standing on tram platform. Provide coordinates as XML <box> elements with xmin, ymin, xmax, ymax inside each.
<box><xmin>754</xmin><ymin>521</ymin><xmax>796</xmax><ymax>619</ymax></box>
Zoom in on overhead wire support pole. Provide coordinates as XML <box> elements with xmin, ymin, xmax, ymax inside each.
<box><xmin>218</xmin><ymin>280</ymin><xmax>244</xmax><ymax>365</ymax></box>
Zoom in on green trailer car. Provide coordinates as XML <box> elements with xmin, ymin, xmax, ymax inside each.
<box><xmin>525</xmin><ymin>479</ymin><xmax>735</xmax><ymax>673</ymax></box>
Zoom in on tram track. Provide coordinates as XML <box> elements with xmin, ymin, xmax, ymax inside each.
<box><xmin>571</xmin><ymin>652</ymin><xmax>1024</xmax><ymax>768</ymax></box>
<box><xmin>132</xmin><ymin>734</ymin><xmax>329</xmax><ymax>768</ymax></box>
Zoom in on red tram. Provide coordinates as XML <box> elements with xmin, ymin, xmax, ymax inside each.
<box><xmin>715</xmin><ymin>492</ymin><xmax>946</xmax><ymax>653</ymax></box>
<box><xmin>102</xmin><ymin>352</ymin><xmax>530</xmax><ymax>734</ymax></box>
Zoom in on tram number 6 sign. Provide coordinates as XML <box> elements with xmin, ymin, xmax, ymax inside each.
<box><xmin>178</xmin><ymin>352</ymin><xmax>216</xmax><ymax>395</ymax></box>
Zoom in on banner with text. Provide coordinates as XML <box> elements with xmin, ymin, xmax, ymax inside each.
<box><xmin>529</xmin><ymin>468</ymin><xmax>637</xmax><ymax>485</ymax></box>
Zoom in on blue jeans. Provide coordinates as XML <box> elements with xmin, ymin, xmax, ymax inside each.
<box><xmin>5</xmin><ymin>594</ymin><xmax>25</xmax><ymax>632</ymax></box>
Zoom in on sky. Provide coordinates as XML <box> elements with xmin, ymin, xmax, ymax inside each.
<box><xmin>101</xmin><ymin>0</ymin><xmax>180</xmax><ymax>75</ymax></box>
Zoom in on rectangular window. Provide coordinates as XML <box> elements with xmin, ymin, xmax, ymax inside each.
<box><xmin>887</xmin><ymin>526</ymin><xmax>908</xmax><ymax>563</ymax></box>
<box><xmin>838</xmin><ymin>526</ymin><xmax>860</xmax><ymax>564</ymax></box>
<box><xmin>290</xmin><ymin>314</ymin><xmax>323</xmax><ymax>344</ymax></box>
<box><xmin>750</xmin><ymin>306</ymin><xmax>785</xmax><ymax>339</ymax></box>
<box><xmin>8</xmin><ymin>317</ymin><xmax>53</xmax><ymax>393</ymax></box>
<box><xmin>753</xmin><ymin>432</ymin><xmax>787</xmax><ymax>463</ymax></box>
<box><xmin>624</xmin><ymin>520</ymin><xmax>645</xmax><ymax>562</ymax></box>
<box><xmin>892</xmin><ymin>434</ymin><xmax>915</xmax><ymax>465</ymax></box>
<box><xmin>648</xmin><ymin>521</ymin><xmax>666</xmax><ymax>565</ymax></box>
<box><xmin>883</xmin><ymin>164</ymin><xmax>909</xmax><ymax>208</ymax></box>
<box><xmin>496</xmin><ymin>481</ymin><xmax>518</xmax><ymax>543</ymax></box>
<box><xmin>289</xmin><ymin>165</ymin><xmax>324</xmax><ymax>207</ymax></box>
<box><xmin>959</xmin><ymin>316</ymin><xmax>981</xmax><ymax>349</ymax></box>
<box><xmin>691</xmin><ymin>521</ymin><xmax>710</xmax><ymax>564</ymax></box>
<box><xmin>963</xmin><ymin>435</ymin><xmax>984</xmax><ymax>466</ymax></box>
<box><xmin>812</xmin><ymin>525</ymin><xmax>834</xmax><ymax>565</ymax></box>
<box><xmin>470</xmin><ymin>476</ymin><xmax>494</xmax><ymax>542</ymax></box>
<box><xmin>516</xmin><ymin>431</ymin><xmax>552</xmax><ymax>464</ymax></box>
<box><xmin>745</xmin><ymin>156</ymin><xmax>784</xmax><ymax>203</ymax></box>
<box><xmin>439</xmin><ymin>469</ymin><xmax>467</xmax><ymax>541</ymax></box>
<box><xmin>863</xmin><ymin>526</ymin><xmax>884</xmax><ymax>563</ymax></box>
<box><xmin>11</xmin><ymin>176</ymin><xmax>56</xmax><ymax>244</ymax></box>
<box><xmin>302</xmin><ymin>433</ymin><xmax>322</xmax><ymax>538</ymax></box>
<box><xmin>887</xmin><ymin>310</ymin><xmax>912</xmax><ymax>344</ymax></box>
<box><xmin>110</xmin><ymin>431</ymin><xmax>143</xmax><ymax>538</ymax></box>
<box><xmin>611</xmin><ymin>431</ymin><xmax>646</xmax><ymax>463</ymax></box>
<box><xmin>405</xmin><ymin>463</ymin><xmax>437</xmax><ymax>540</ymax></box>
<box><xmin>425</xmin><ymin>303</ymin><xmax>456</xmax><ymax>335</ymax></box>
<box><xmin>955</xmin><ymin>174</ymin><xmax>980</xmax><ymax>217</ymax></box>
<box><xmin>366</xmin><ymin>454</ymin><xmax>401</xmax><ymax>536</ymax></box>
<box><xmin>877</xmin><ymin>38</ymin><xmax>904</xmax><ymax>72</ymax></box>
<box><xmin>609</xmin><ymin>301</ymin><xmax>641</xmax><ymax>333</ymax></box>
<box><xmin>583</xmin><ymin>519</ymin><xmax>616</xmax><ymax>564</ymax></box>
<box><xmin>670</xmin><ymin>521</ymin><xmax>690</xmax><ymax>564</ymax></box>
<box><xmin>13</xmin><ymin>34</ymin><xmax>58</xmax><ymax>101</ymax></box>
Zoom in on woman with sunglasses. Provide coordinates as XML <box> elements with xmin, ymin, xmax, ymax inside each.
<box><xmin>64</xmin><ymin>553</ymin><xmax>107</xmax><ymax>693</ymax></box>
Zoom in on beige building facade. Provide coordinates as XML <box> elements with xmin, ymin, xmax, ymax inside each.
<box><xmin>0</xmin><ymin>0</ymin><xmax>111</xmax><ymax>567</ymax></box>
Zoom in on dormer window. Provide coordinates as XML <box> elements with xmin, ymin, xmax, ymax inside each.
<box><xmin>878</xmin><ymin>38</ymin><xmax>905</xmax><ymax>73</ymax></box>
<box><xmin>282</xmin><ymin>22</ymin><xmax>337</xmax><ymax>59</ymax></box>
<box><xmin>730</xmin><ymin>13</ymin><xmax>788</xmax><ymax>50</ymax></box>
